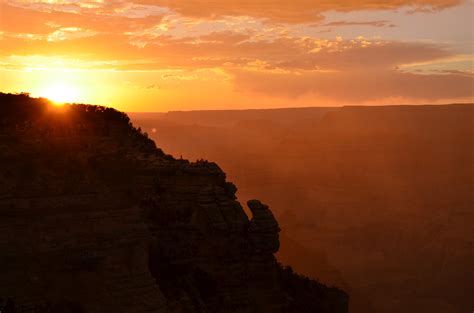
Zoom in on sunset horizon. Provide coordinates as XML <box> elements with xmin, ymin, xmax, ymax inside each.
<box><xmin>1</xmin><ymin>0</ymin><xmax>473</xmax><ymax>111</ymax></box>
<box><xmin>0</xmin><ymin>2</ymin><xmax>473</xmax><ymax>313</ymax></box>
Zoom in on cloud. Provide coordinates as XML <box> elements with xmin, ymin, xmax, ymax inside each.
<box><xmin>222</xmin><ymin>37</ymin><xmax>473</xmax><ymax>102</ymax></box>
<box><xmin>231</xmin><ymin>67</ymin><xmax>474</xmax><ymax>102</ymax></box>
<box><xmin>1</xmin><ymin>1</ymin><xmax>471</xmax><ymax>105</ymax></box>
<box><xmin>0</xmin><ymin>28</ymin><xmax>462</xmax><ymax>72</ymax></box>
<box><xmin>134</xmin><ymin>0</ymin><xmax>463</xmax><ymax>22</ymax></box>
<box><xmin>320</xmin><ymin>20</ymin><xmax>397</xmax><ymax>28</ymax></box>
<box><xmin>0</xmin><ymin>2</ymin><xmax>164</xmax><ymax>34</ymax></box>
<box><xmin>4</xmin><ymin>0</ymin><xmax>463</xmax><ymax>24</ymax></box>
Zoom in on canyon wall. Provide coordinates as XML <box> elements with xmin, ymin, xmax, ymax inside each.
<box><xmin>0</xmin><ymin>93</ymin><xmax>348</xmax><ymax>313</ymax></box>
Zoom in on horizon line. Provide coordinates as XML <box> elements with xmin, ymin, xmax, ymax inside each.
<box><xmin>127</xmin><ymin>102</ymin><xmax>474</xmax><ymax>114</ymax></box>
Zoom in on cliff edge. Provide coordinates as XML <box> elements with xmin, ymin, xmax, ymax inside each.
<box><xmin>0</xmin><ymin>93</ymin><xmax>348</xmax><ymax>313</ymax></box>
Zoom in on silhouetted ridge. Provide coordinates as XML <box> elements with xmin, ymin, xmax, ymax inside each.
<box><xmin>0</xmin><ymin>92</ymin><xmax>347</xmax><ymax>313</ymax></box>
<box><xmin>0</xmin><ymin>92</ymin><xmax>161</xmax><ymax>155</ymax></box>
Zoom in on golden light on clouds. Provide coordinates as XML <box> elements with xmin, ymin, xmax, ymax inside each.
<box><xmin>0</xmin><ymin>0</ymin><xmax>472</xmax><ymax>110</ymax></box>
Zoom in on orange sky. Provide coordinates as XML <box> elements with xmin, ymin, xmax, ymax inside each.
<box><xmin>0</xmin><ymin>0</ymin><xmax>473</xmax><ymax>111</ymax></box>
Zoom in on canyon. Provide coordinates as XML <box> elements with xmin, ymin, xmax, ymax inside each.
<box><xmin>131</xmin><ymin>104</ymin><xmax>474</xmax><ymax>313</ymax></box>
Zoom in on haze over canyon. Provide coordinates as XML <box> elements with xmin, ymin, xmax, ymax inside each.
<box><xmin>131</xmin><ymin>104</ymin><xmax>474</xmax><ymax>313</ymax></box>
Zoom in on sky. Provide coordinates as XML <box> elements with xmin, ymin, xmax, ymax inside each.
<box><xmin>0</xmin><ymin>0</ymin><xmax>473</xmax><ymax>111</ymax></box>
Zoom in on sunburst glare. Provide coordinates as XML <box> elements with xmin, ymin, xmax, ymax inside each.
<box><xmin>40</xmin><ymin>82</ymin><xmax>80</xmax><ymax>105</ymax></box>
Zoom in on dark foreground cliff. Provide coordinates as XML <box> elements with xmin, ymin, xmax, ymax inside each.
<box><xmin>0</xmin><ymin>93</ymin><xmax>348</xmax><ymax>313</ymax></box>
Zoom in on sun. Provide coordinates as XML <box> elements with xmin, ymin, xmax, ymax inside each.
<box><xmin>41</xmin><ymin>82</ymin><xmax>80</xmax><ymax>105</ymax></box>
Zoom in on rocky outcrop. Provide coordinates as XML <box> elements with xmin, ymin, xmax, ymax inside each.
<box><xmin>248</xmin><ymin>200</ymin><xmax>281</xmax><ymax>254</ymax></box>
<box><xmin>145</xmin><ymin>161</ymin><xmax>288</xmax><ymax>313</ymax></box>
<box><xmin>0</xmin><ymin>93</ymin><xmax>348</xmax><ymax>313</ymax></box>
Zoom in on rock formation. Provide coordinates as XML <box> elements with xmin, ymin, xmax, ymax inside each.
<box><xmin>0</xmin><ymin>93</ymin><xmax>348</xmax><ymax>313</ymax></box>
<box><xmin>248</xmin><ymin>200</ymin><xmax>281</xmax><ymax>254</ymax></box>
